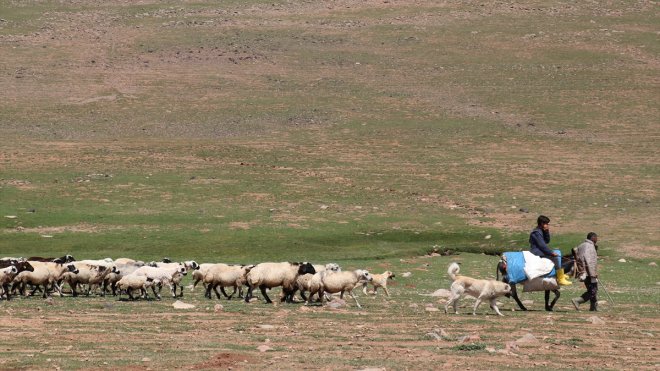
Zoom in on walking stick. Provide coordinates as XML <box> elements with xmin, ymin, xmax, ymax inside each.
<box><xmin>598</xmin><ymin>278</ymin><xmax>615</xmax><ymax>305</ymax></box>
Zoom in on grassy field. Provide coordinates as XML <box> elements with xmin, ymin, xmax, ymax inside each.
<box><xmin>0</xmin><ymin>0</ymin><xmax>658</xmax><ymax>369</ymax></box>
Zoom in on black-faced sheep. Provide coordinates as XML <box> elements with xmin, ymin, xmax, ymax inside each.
<box><xmin>13</xmin><ymin>262</ymin><xmax>79</xmax><ymax>298</ymax></box>
<box><xmin>244</xmin><ymin>262</ymin><xmax>316</xmax><ymax>304</ymax></box>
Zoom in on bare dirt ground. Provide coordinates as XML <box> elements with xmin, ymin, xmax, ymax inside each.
<box><xmin>0</xmin><ymin>0</ymin><xmax>658</xmax><ymax>369</ymax></box>
<box><xmin>1</xmin><ymin>286</ymin><xmax>658</xmax><ymax>369</ymax></box>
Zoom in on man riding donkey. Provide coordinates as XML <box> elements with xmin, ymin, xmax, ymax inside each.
<box><xmin>529</xmin><ymin>215</ymin><xmax>572</xmax><ymax>286</ymax></box>
<box><xmin>497</xmin><ymin>215</ymin><xmax>573</xmax><ymax>311</ymax></box>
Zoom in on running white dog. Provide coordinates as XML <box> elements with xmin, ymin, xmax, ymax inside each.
<box><xmin>444</xmin><ymin>262</ymin><xmax>511</xmax><ymax>316</ymax></box>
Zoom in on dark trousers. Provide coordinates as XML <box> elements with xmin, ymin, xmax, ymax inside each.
<box><xmin>580</xmin><ymin>277</ymin><xmax>598</xmax><ymax>308</ymax></box>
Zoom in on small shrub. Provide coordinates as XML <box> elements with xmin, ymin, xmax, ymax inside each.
<box><xmin>451</xmin><ymin>343</ymin><xmax>487</xmax><ymax>351</ymax></box>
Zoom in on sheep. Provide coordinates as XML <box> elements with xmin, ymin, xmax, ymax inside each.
<box><xmin>0</xmin><ymin>261</ymin><xmax>33</xmax><ymax>300</ymax></box>
<box><xmin>296</xmin><ymin>272</ymin><xmax>327</xmax><ymax>305</ymax></box>
<box><xmin>190</xmin><ymin>263</ymin><xmax>215</xmax><ymax>292</ymax></box>
<box><xmin>244</xmin><ymin>262</ymin><xmax>316</xmax><ymax>304</ymax></box>
<box><xmin>1</xmin><ymin>257</ymin><xmax>24</xmax><ymax>263</ymax></box>
<box><xmin>0</xmin><ymin>266</ymin><xmax>18</xmax><ymax>299</ymax></box>
<box><xmin>297</xmin><ymin>263</ymin><xmax>342</xmax><ymax>303</ymax></box>
<box><xmin>204</xmin><ymin>264</ymin><xmax>255</xmax><ymax>300</ymax></box>
<box><xmin>320</xmin><ymin>269</ymin><xmax>373</xmax><ymax>309</ymax></box>
<box><xmin>27</xmin><ymin>255</ymin><xmax>75</xmax><ymax>264</ymax></box>
<box><xmin>77</xmin><ymin>258</ymin><xmax>114</xmax><ymax>266</ymax></box>
<box><xmin>114</xmin><ymin>258</ymin><xmax>137</xmax><ymax>265</ymax></box>
<box><xmin>102</xmin><ymin>261</ymin><xmax>145</xmax><ymax>296</ymax></box>
<box><xmin>150</xmin><ymin>260</ymin><xmax>200</xmax><ymax>297</ymax></box>
<box><xmin>60</xmin><ymin>263</ymin><xmax>119</xmax><ymax>297</ymax></box>
<box><xmin>132</xmin><ymin>265</ymin><xmax>188</xmax><ymax>299</ymax></box>
<box><xmin>362</xmin><ymin>270</ymin><xmax>395</xmax><ymax>297</ymax></box>
<box><xmin>116</xmin><ymin>275</ymin><xmax>161</xmax><ymax>300</ymax></box>
<box><xmin>13</xmin><ymin>262</ymin><xmax>79</xmax><ymax>298</ymax></box>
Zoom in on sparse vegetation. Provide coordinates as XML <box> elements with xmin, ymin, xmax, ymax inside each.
<box><xmin>0</xmin><ymin>0</ymin><xmax>657</xmax><ymax>369</ymax></box>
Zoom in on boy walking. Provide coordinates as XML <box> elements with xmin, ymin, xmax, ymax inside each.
<box><xmin>572</xmin><ymin>232</ymin><xmax>600</xmax><ymax>311</ymax></box>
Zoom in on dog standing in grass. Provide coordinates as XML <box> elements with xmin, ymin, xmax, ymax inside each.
<box><xmin>444</xmin><ymin>262</ymin><xmax>511</xmax><ymax>316</ymax></box>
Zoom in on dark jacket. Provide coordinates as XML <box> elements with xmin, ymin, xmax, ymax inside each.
<box><xmin>529</xmin><ymin>227</ymin><xmax>553</xmax><ymax>257</ymax></box>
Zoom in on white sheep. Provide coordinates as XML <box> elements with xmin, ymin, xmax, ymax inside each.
<box><xmin>103</xmin><ymin>261</ymin><xmax>145</xmax><ymax>296</ymax></box>
<box><xmin>114</xmin><ymin>258</ymin><xmax>137</xmax><ymax>265</ymax></box>
<box><xmin>0</xmin><ymin>266</ymin><xmax>18</xmax><ymax>298</ymax></box>
<box><xmin>320</xmin><ymin>269</ymin><xmax>373</xmax><ymax>308</ymax></box>
<box><xmin>13</xmin><ymin>261</ymin><xmax>79</xmax><ymax>298</ymax></box>
<box><xmin>132</xmin><ymin>265</ymin><xmax>187</xmax><ymax>299</ymax></box>
<box><xmin>297</xmin><ymin>263</ymin><xmax>342</xmax><ymax>303</ymax></box>
<box><xmin>151</xmin><ymin>261</ymin><xmax>200</xmax><ymax>297</ymax></box>
<box><xmin>203</xmin><ymin>264</ymin><xmax>254</xmax><ymax>300</ymax></box>
<box><xmin>116</xmin><ymin>275</ymin><xmax>161</xmax><ymax>300</ymax></box>
<box><xmin>244</xmin><ymin>262</ymin><xmax>316</xmax><ymax>304</ymax></box>
<box><xmin>78</xmin><ymin>258</ymin><xmax>114</xmax><ymax>266</ymax></box>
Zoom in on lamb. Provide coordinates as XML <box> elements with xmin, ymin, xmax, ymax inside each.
<box><xmin>13</xmin><ymin>262</ymin><xmax>79</xmax><ymax>298</ymax></box>
<box><xmin>362</xmin><ymin>270</ymin><xmax>395</xmax><ymax>297</ymax></box>
<box><xmin>116</xmin><ymin>275</ymin><xmax>161</xmax><ymax>300</ymax></box>
<box><xmin>297</xmin><ymin>263</ymin><xmax>342</xmax><ymax>303</ymax></box>
<box><xmin>150</xmin><ymin>260</ymin><xmax>200</xmax><ymax>297</ymax></box>
<box><xmin>204</xmin><ymin>264</ymin><xmax>254</xmax><ymax>300</ymax></box>
<box><xmin>244</xmin><ymin>262</ymin><xmax>316</xmax><ymax>304</ymax></box>
<box><xmin>0</xmin><ymin>266</ymin><xmax>18</xmax><ymax>299</ymax></box>
<box><xmin>132</xmin><ymin>265</ymin><xmax>188</xmax><ymax>299</ymax></box>
<box><xmin>103</xmin><ymin>261</ymin><xmax>145</xmax><ymax>296</ymax></box>
<box><xmin>320</xmin><ymin>269</ymin><xmax>373</xmax><ymax>308</ymax></box>
<box><xmin>0</xmin><ymin>260</ymin><xmax>33</xmax><ymax>300</ymax></box>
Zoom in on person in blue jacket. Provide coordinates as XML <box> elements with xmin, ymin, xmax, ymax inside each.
<box><xmin>529</xmin><ymin>215</ymin><xmax>572</xmax><ymax>286</ymax></box>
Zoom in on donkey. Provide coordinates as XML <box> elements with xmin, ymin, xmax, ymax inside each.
<box><xmin>495</xmin><ymin>254</ymin><xmax>575</xmax><ymax>312</ymax></box>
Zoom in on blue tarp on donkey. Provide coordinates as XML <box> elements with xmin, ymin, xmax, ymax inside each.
<box><xmin>503</xmin><ymin>249</ymin><xmax>560</xmax><ymax>284</ymax></box>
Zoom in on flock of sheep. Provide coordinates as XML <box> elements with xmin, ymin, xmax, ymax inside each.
<box><xmin>0</xmin><ymin>255</ymin><xmax>395</xmax><ymax>308</ymax></box>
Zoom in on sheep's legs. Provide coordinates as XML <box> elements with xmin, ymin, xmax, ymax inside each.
<box><xmin>220</xmin><ymin>286</ymin><xmax>230</xmax><ymax>299</ymax></box>
<box><xmin>347</xmin><ymin>289</ymin><xmax>362</xmax><ymax>309</ymax></box>
<box><xmin>260</xmin><ymin>285</ymin><xmax>273</xmax><ymax>303</ymax></box>
<box><xmin>204</xmin><ymin>283</ymin><xmax>213</xmax><ymax>299</ymax></box>
<box><xmin>383</xmin><ymin>287</ymin><xmax>391</xmax><ymax>297</ymax></box>
<box><xmin>244</xmin><ymin>285</ymin><xmax>253</xmax><ymax>303</ymax></box>
<box><xmin>151</xmin><ymin>284</ymin><xmax>162</xmax><ymax>300</ymax></box>
<box><xmin>191</xmin><ymin>278</ymin><xmax>201</xmax><ymax>291</ymax></box>
<box><xmin>225</xmin><ymin>286</ymin><xmax>238</xmax><ymax>300</ymax></box>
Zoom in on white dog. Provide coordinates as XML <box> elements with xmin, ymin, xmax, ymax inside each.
<box><xmin>444</xmin><ymin>262</ymin><xmax>511</xmax><ymax>316</ymax></box>
<box><xmin>362</xmin><ymin>270</ymin><xmax>395</xmax><ymax>297</ymax></box>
